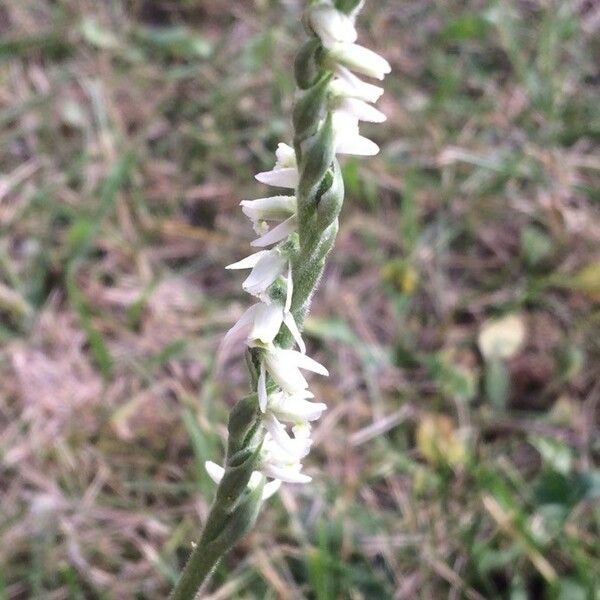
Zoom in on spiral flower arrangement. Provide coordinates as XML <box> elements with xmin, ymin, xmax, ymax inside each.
<box><xmin>170</xmin><ymin>1</ymin><xmax>389</xmax><ymax>597</ymax></box>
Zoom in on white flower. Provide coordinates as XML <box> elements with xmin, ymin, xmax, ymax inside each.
<box><xmin>264</xmin><ymin>413</ymin><xmax>312</xmax><ymax>459</ymax></box>
<box><xmin>240</xmin><ymin>196</ymin><xmax>298</xmax><ymax>248</ymax></box>
<box><xmin>330</xmin><ymin>65</ymin><xmax>384</xmax><ymax>103</ymax></box>
<box><xmin>255</xmin><ymin>143</ymin><xmax>299</xmax><ymax>189</ymax></box>
<box><xmin>205</xmin><ymin>461</ymin><xmax>282</xmax><ymax>500</ymax></box>
<box><xmin>262</xmin><ymin>461</ymin><xmax>311</xmax><ymax>484</ymax></box>
<box><xmin>268</xmin><ymin>390</ymin><xmax>327</xmax><ymax>424</ymax></box>
<box><xmin>240</xmin><ymin>195</ymin><xmax>297</xmax><ymax>234</ymax></box>
<box><xmin>219</xmin><ymin>303</ymin><xmax>262</xmax><ymax>359</ymax></box>
<box><xmin>329</xmin><ymin>43</ymin><xmax>391</xmax><ymax>80</ymax></box>
<box><xmin>221</xmin><ymin>301</ymin><xmax>305</xmax><ymax>361</ymax></box>
<box><xmin>247</xmin><ymin>301</ymin><xmax>304</xmax><ymax>352</ymax></box>
<box><xmin>260</xmin><ymin>439</ymin><xmax>312</xmax><ymax>484</ymax></box>
<box><xmin>310</xmin><ymin>4</ymin><xmax>357</xmax><ymax>48</ymax></box>
<box><xmin>251</xmin><ymin>215</ymin><xmax>298</xmax><ymax>248</ymax></box>
<box><xmin>332</xmin><ymin>112</ymin><xmax>379</xmax><ymax>156</ymax></box>
<box><xmin>275</xmin><ymin>142</ymin><xmax>297</xmax><ymax>169</ymax></box>
<box><xmin>250</xmin><ymin>302</ymin><xmax>287</xmax><ymax>345</ymax></box>
<box><xmin>255</xmin><ymin>168</ymin><xmax>299</xmax><ymax>189</ymax></box>
<box><xmin>222</xmin><ymin>263</ymin><xmax>304</xmax><ymax>370</ymax></box>
<box><xmin>334</xmin><ymin>97</ymin><xmax>386</xmax><ymax>123</ymax></box>
<box><xmin>226</xmin><ymin>250</ymin><xmax>287</xmax><ymax>298</ymax></box>
<box><xmin>260</xmin><ymin>346</ymin><xmax>328</xmax><ymax>401</ymax></box>
<box><xmin>292</xmin><ymin>421</ymin><xmax>312</xmax><ymax>440</ymax></box>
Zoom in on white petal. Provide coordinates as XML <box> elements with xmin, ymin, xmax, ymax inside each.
<box><xmin>226</xmin><ymin>251</ymin><xmax>268</xmax><ymax>270</ymax></box>
<box><xmin>262</xmin><ymin>463</ymin><xmax>312</xmax><ymax>484</ymax></box>
<box><xmin>289</xmin><ymin>350</ymin><xmax>329</xmax><ymax>376</ymax></box>
<box><xmin>284</xmin><ymin>311</ymin><xmax>306</xmax><ymax>354</ymax></box>
<box><xmin>332</xmin><ymin>113</ymin><xmax>380</xmax><ymax>155</ymax></box>
<box><xmin>206</xmin><ymin>462</ymin><xmax>279</xmax><ymax>500</ymax></box>
<box><xmin>243</xmin><ymin>252</ymin><xmax>287</xmax><ymax>296</ymax></box>
<box><xmin>249</xmin><ymin>471</ymin><xmax>264</xmax><ymax>489</ymax></box>
<box><xmin>241</xmin><ymin>195</ymin><xmax>296</xmax><ymax>223</ymax></box>
<box><xmin>292</xmin><ymin>422</ymin><xmax>312</xmax><ymax>440</ymax></box>
<box><xmin>262</xmin><ymin>479</ymin><xmax>282</xmax><ymax>500</ymax></box>
<box><xmin>250</xmin><ymin>303</ymin><xmax>284</xmax><ymax>345</ymax></box>
<box><xmin>222</xmin><ymin>305</ymin><xmax>259</xmax><ymax>345</ymax></box>
<box><xmin>310</xmin><ymin>5</ymin><xmax>357</xmax><ymax>48</ymax></box>
<box><xmin>251</xmin><ymin>215</ymin><xmax>298</xmax><ymax>248</ymax></box>
<box><xmin>258</xmin><ymin>362</ymin><xmax>268</xmax><ymax>412</ymax></box>
<box><xmin>264</xmin><ymin>414</ymin><xmax>312</xmax><ymax>459</ymax></box>
<box><xmin>218</xmin><ymin>304</ymin><xmax>260</xmax><ymax>363</ymax></box>
<box><xmin>336</xmin><ymin>97</ymin><xmax>386</xmax><ymax>123</ymax></box>
<box><xmin>272</xmin><ymin>395</ymin><xmax>327</xmax><ymax>423</ymax></box>
<box><xmin>332</xmin><ymin>65</ymin><xmax>385</xmax><ymax>102</ymax></box>
<box><xmin>336</xmin><ymin>135</ymin><xmax>380</xmax><ymax>156</ymax></box>
<box><xmin>331</xmin><ymin>43</ymin><xmax>391</xmax><ymax>80</ymax></box>
<box><xmin>265</xmin><ymin>348</ymin><xmax>308</xmax><ymax>394</ymax></box>
<box><xmin>205</xmin><ymin>461</ymin><xmax>225</xmax><ymax>485</ymax></box>
<box><xmin>275</xmin><ymin>143</ymin><xmax>297</xmax><ymax>169</ymax></box>
<box><xmin>332</xmin><ymin>111</ymin><xmax>360</xmax><ymax>140</ymax></box>
<box><xmin>255</xmin><ymin>167</ymin><xmax>299</xmax><ymax>189</ymax></box>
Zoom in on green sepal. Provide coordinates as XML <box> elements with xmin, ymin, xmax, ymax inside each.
<box><xmin>316</xmin><ymin>159</ymin><xmax>344</xmax><ymax>229</ymax></box>
<box><xmin>290</xmin><ymin>219</ymin><xmax>339</xmax><ymax>321</ymax></box>
<box><xmin>244</xmin><ymin>349</ymin><xmax>259</xmax><ymax>388</ymax></box>
<box><xmin>227</xmin><ymin>395</ymin><xmax>260</xmax><ymax>455</ymax></box>
<box><xmin>297</xmin><ymin>112</ymin><xmax>335</xmax><ymax>221</ymax></box>
<box><xmin>294</xmin><ymin>38</ymin><xmax>323</xmax><ymax>90</ymax></box>
<box><xmin>217</xmin><ymin>445</ymin><xmax>263</xmax><ymax>509</ymax></box>
<box><xmin>334</xmin><ymin>0</ymin><xmax>365</xmax><ymax>15</ymax></box>
<box><xmin>201</xmin><ymin>477</ymin><xmax>265</xmax><ymax>556</ymax></box>
<box><xmin>293</xmin><ymin>73</ymin><xmax>333</xmax><ymax>144</ymax></box>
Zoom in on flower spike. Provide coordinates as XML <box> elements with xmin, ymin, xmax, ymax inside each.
<box><xmin>171</xmin><ymin>1</ymin><xmax>389</xmax><ymax>595</ymax></box>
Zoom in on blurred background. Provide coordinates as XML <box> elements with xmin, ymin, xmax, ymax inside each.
<box><xmin>1</xmin><ymin>0</ymin><xmax>599</xmax><ymax>598</ymax></box>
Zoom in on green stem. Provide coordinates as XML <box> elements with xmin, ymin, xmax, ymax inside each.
<box><xmin>169</xmin><ymin>399</ymin><xmax>265</xmax><ymax>598</ymax></box>
<box><xmin>168</xmin><ymin>534</ymin><xmax>221</xmax><ymax>600</ymax></box>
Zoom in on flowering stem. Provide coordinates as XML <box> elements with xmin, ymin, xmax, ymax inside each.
<box><xmin>170</xmin><ymin>1</ymin><xmax>389</xmax><ymax>596</ymax></box>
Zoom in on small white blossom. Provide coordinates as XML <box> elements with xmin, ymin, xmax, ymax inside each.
<box><xmin>226</xmin><ymin>250</ymin><xmax>288</xmax><ymax>298</ymax></box>
<box><xmin>291</xmin><ymin>421</ymin><xmax>312</xmax><ymax>441</ymax></box>
<box><xmin>255</xmin><ymin>167</ymin><xmax>299</xmax><ymax>189</ymax></box>
<box><xmin>250</xmin><ymin>303</ymin><xmax>287</xmax><ymax>345</ymax></box>
<box><xmin>330</xmin><ymin>65</ymin><xmax>385</xmax><ymax>103</ymax></box>
<box><xmin>221</xmin><ymin>302</ymin><xmax>304</xmax><ymax>364</ymax></box>
<box><xmin>267</xmin><ymin>390</ymin><xmax>327</xmax><ymax>424</ymax></box>
<box><xmin>334</xmin><ymin>96</ymin><xmax>386</xmax><ymax>123</ymax></box>
<box><xmin>251</xmin><ymin>215</ymin><xmax>298</xmax><ymax>248</ymax></box>
<box><xmin>260</xmin><ymin>438</ymin><xmax>312</xmax><ymax>484</ymax></box>
<box><xmin>204</xmin><ymin>461</ymin><xmax>282</xmax><ymax>500</ymax></box>
<box><xmin>240</xmin><ymin>195</ymin><xmax>297</xmax><ymax>235</ymax></box>
<box><xmin>261</xmin><ymin>346</ymin><xmax>328</xmax><ymax>399</ymax></box>
<box><xmin>275</xmin><ymin>142</ymin><xmax>297</xmax><ymax>169</ymax></box>
<box><xmin>264</xmin><ymin>412</ymin><xmax>312</xmax><ymax>459</ymax></box>
<box><xmin>309</xmin><ymin>4</ymin><xmax>357</xmax><ymax>48</ymax></box>
<box><xmin>255</xmin><ymin>143</ymin><xmax>299</xmax><ymax>189</ymax></box>
<box><xmin>329</xmin><ymin>43</ymin><xmax>391</xmax><ymax>80</ymax></box>
<box><xmin>332</xmin><ymin>112</ymin><xmax>380</xmax><ymax>156</ymax></box>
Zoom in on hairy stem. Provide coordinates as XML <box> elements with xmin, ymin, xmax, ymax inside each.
<box><xmin>168</xmin><ymin>535</ymin><xmax>222</xmax><ymax>600</ymax></box>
